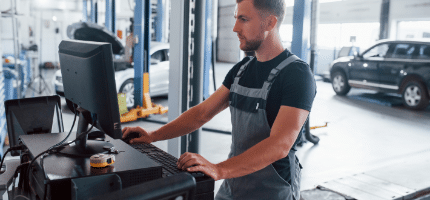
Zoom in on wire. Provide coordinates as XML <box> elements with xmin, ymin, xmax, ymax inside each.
<box><xmin>0</xmin><ymin>148</ymin><xmax>11</xmax><ymax>173</ymax></box>
<box><xmin>49</xmin><ymin>103</ymin><xmax>78</xmax><ymax>150</ymax></box>
<box><xmin>25</xmin><ymin>106</ymin><xmax>92</xmax><ymax>200</ymax></box>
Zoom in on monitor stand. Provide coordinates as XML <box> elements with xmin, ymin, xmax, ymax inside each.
<box><xmin>59</xmin><ymin>108</ymin><xmax>113</xmax><ymax>157</ymax></box>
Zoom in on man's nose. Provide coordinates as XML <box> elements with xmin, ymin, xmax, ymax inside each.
<box><xmin>233</xmin><ymin>20</ymin><xmax>240</xmax><ymax>33</ymax></box>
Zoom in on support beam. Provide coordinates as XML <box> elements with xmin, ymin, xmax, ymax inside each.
<box><xmin>188</xmin><ymin>0</ymin><xmax>206</xmax><ymax>154</ymax></box>
<box><xmin>379</xmin><ymin>0</ymin><xmax>390</xmax><ymax>40</ymax></box>
<box><xmin>203</xmin><ymin>0</ymin><xmax>212</xmax><ymax>99</ymax></box>
<box><xmin>90</xmin><ymin>0</ymin><xmax>97</xmax><ymax>23</ymax></box>
<box><xmin>105</xmin><ymin>0</ymin><xmax>116</xmax><ymax>33</ymax></box>
<box><xmin>168</xmin><ymin>0</ymin><xmax>189</xmax><ymax>158</ymax></box>
<box><xmin>82</xmin><ymin>0</ymin><xmax>88</xmax><ymax>22</ymax></box>
<box><xmin>291</xmin><ymin>0</ymin><xmax>311</xmax><ymax>62</ymax></box>
<box><xmin>155</xmin><ymin>0</ymin><xmax>164</xmax><ymax>42</ymax></box>
<box><xmin>133</xmin><ymin>0</ymin><xmax>144</xmax><ymax>108</ymax></box>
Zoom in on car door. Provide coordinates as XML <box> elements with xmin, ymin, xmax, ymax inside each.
<box><xmin>149</xmin><ymin>49</ymin><xmax>169</xmax><ymax>96</ymax></box>
<box><xmin>349</xmin><ymin>43</ymin><xmax>391</xmax><ymax>88</ymax></box>
<box><xmin>378</xmin><ymin>43</ymin><xmax>417</xmax><ymax>91</ymax></box>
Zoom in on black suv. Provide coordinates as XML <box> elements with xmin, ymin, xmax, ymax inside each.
<box><xmin>330</xmin><ymin>39</ymin><xmax>430</xmax><ymax>110</ymax></box>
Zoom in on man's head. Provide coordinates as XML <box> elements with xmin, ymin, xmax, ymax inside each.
<box><xmin>233</xmin><ymin>0</ymin><xmax>286</xmax><ymax>52</ymax></box>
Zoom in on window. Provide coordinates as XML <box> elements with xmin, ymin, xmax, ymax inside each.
<box><xmin>151</xmin><ymin>50</ymin><xmax>166</xmax><ymax>63</ymax></box>
<box><xmin>363</xmin><ymin>44</ymin><xmax>390</xmax><ymax>58</ymax></box>
<box><xmin>386</xmin><ymin>43</ymin><xmax>417</xmax><ymax>59</ymax></box>
<box><xmin>414</xmin><ymin>45</ymin><xmax>430</xmax><ymax>59</ymax></box>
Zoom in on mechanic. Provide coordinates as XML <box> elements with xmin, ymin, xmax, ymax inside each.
<box><xmin>122</xmin><ymin>0</ymin><xmax>316</xmax><ymax>199</ymax></box>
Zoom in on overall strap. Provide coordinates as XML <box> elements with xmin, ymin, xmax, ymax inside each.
<box><xmin>261</xmin><ymin>55</ymin><xmax>300</xmax><ymax>99</ymax></box>
<box><xmin>232</xmin><ymin>57</ymin><xmax>255</xmax><ymax>85</ymax></box>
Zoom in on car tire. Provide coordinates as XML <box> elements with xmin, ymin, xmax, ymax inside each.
<box><xmin>402</xmin><ymin>80</ymin><xmax>429</xmax><ymax>110</ymax></box>
<box><xmin>66</xmin><ymin>99</ymin><xmax>78</xmax><ymax>113</ymax></box>
<box><xmin>331</xmin><ymin>71</ymin><xmax>351</xmax><ymax>95</ymax></box>
<box><xmin>119</xmin><ymin>79</ymin><xmax>135</xmax><ymax>110</ymax></box>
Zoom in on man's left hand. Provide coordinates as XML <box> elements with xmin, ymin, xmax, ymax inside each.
<box><xmin>177</xmin><ymin>152</ymin><xmax>223</xmax><ymax>181</ymax></box>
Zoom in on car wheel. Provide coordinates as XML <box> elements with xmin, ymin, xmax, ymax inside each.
<box><xmin>119</xmin><ymin>79</ymin><xmax>135</xmax><ymax>110</ymax></box>
<box><xmin>66</xmin><ymin>99</ymin><xmax>78</xmax><ymax>113</ymax></box>
<box><xmin>402</xmin><ymin>80</ymin><xmax>429</xmax><ymax>110</ymax></box>
<box><xmin>331</xmin><ymin>71</ymin><xmax>350</xmax><ymax>95</ymax></box>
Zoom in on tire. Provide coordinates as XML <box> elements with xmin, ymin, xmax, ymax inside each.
<box><xmin>66</xmin><ymin>99</ymin><xmax>78</xmax><ymax>113</ymax></box>
<box><xmin>331</xmin><ymin>71</ymin><xmax>351</xmax><ymax>95</ymax></box>
<box><xmin>402</xmin><ymin>80</ymin><xmax>429</xmax><ymax>110</ymax></box>
<box><xmin>119</xmin><ymin>79</ymin><xmax>135</xmax><ymax>110</ymax></box>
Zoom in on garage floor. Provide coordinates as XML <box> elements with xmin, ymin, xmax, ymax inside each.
<box><xmin>6</xmin><ymin>62</ymin><xmax>430</xmax><ymax>199</ymax></box>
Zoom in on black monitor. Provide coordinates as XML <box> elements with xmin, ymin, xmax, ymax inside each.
<box><xmin>58</xmin><ymin>39</ymin><xmax>122</xmax><ymax>156</ymax></box>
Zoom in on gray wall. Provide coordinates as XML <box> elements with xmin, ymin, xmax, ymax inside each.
<box><xmin>217</xmin><ymin>5</ymin><xmax>239</xmax><ymax>63</ymax></box>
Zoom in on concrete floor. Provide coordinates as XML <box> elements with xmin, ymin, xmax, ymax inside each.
<box><xmin>6</xmin><ymin>62</ymin><xmax>430</xmax><ymax>198</ymax></box>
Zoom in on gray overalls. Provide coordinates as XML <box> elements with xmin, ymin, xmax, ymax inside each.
<box><xmin>215</xmin><ymin>55</ymin><xmax>302</xmax><ymax>200</ymax></box>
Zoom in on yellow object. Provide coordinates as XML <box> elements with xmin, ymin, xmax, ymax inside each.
<box><xmin>118</xmin><ymin>93</ymin><xmax>128</xmax><ymax>115</ymax></box>
<box><xmin>310</xmin><ymin>122</ymin><xmax>328</xmax><ymax>130</ymax></box>
<box><xmin>120</xmin><ymin>72</ymin><xmax>168</xmax><ymax>123</ymax></box>
<box><xmin>90</xmin><ymin>154</ymin><xmax>115</xmax><ymax>168</ymax></box>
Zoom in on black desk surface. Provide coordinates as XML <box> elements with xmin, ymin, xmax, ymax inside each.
<box><xmin>20</xmin><ymin>132</ymin><xmax>161</xmax><ymax>181</ymax></box>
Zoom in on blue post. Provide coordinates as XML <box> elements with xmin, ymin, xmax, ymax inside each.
<box><xmin>82</xmin><ymin>0</ymin><xmax>88</xmax><ymax>22</ymax></box>
<box><xmin>291</xmin><ymin>0</ymin><xmax>311</xmax><ymax>61</ymax></box>
<box><xmin>105</xmin><ymin>0</ymin><xmax>116</xmax><ymax>33</ymax></box>
<box><xmin>144</xmin><ymin>0</ymin><xmax>151</xmax><ymax>73</ymax></box>
<box><xmin>203</xmin><ymin>0</ymin><xmax>212</xmax><ymax>99</ymax></box>
<box><xmin>134</xmin><ymin>0</ymin><xmax>144</xmax><ymax>107</ymax></box>
<box><xmin>155</xmin><ymin>0</ymin><xmax>164</xmax><ymax>42</ymax></box>
<box><xmin>90</xmin><ymin>0</ymin><xmax>97</xmax><ymax>23</ymax></box>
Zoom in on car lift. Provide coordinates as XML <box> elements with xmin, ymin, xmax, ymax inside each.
<box><xmin>119</xmin><ymin>73</ymin><xmax>168</xmax><ymax>123</ymax></box>
<box><xmin>81</xmin><ymin>0</ymin><xmax>168</xmax><ymax>123</ymax></box>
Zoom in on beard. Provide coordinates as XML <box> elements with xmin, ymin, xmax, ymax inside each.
<box><xmin>238</xmin><ymin>32</ymin><xmax>265</xmax><ymax>52</ymax></box>
<box><xmin>239</xmin><ymin>37</ymin><xmax>264</xmax><ymax>51</ymax></box>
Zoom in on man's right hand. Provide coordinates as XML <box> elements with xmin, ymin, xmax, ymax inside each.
<box><xmin>122</xmin><ymin>126</ymin><xmax>155</xmax><ymax>144</ymax></box>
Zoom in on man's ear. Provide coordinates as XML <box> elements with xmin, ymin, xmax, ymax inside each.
<box><xmin>265</xmin><ymin>15</ymin><xmax>278</xmax><ymax>31</ymax></box>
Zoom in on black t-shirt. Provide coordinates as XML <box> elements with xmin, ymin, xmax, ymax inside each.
<box><xmin>222</xmin><ymin>49</ymin><xmax>316</xmax><ymax>184</ymax></box>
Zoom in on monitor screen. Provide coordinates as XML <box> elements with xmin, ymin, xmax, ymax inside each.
<box><xmin>58</xmin><ymin>39</ymin><xmax>122</xmax><ymax>156</ymax></box>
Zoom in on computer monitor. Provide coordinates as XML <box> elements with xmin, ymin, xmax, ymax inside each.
<box><xmin>58</xmin><ymin>39</ymin><xmax>122</xmax><ymax>156</ymax></box>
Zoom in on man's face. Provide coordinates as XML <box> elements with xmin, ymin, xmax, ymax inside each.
<box><xmin>233</xmin><ymin>0</ymin><xmax>267</xmax><ymax>52</ymax></box>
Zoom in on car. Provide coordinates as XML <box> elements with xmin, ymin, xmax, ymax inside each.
<box><xmin>54</xmin><ymin>22</ymin><xmax>169</xmax><ymax>111</ymax></box>
<box><xmin>329</xmin><ymin>39</ymin><xmax>430</xmax><ymax>110</ymax></box>
<box><xmin>54</xmin><ymin>41</ymin><xmax>170</xmax><ymax>110</ymax></box>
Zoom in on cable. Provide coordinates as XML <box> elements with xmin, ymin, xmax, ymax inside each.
<box><xmin>25</xmin><ymin>108</ymin><xmax>92</xmax><ymax>200</ymax></box>
<box><xmin>49</xmin><ymin>103</ymin><xmax>78</xmax><ymax>151</ymax></box>
<box><xmin>0</xmin><ymin>148</ymin><xmax>11</xmax><ymax>173</ymax></box>
<box><xmin>1</xmin><ymin>145</ymin><xmax>25</xmax><ymax>174</ymax></box>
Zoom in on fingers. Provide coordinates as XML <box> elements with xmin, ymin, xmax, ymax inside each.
<box><xmin>122</xmin><ymin>127</ymin><xmax>131</xmax><ymax>138</ymax></box>
<box><xmin>177</xmin><ymin>153</ymin><xmax>207</xmax><ymax>170</ymax></box>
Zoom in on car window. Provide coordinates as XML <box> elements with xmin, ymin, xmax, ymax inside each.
<box><xmin>151</xmin><ymin>50</ymin><xmax>166</xmax><ymax>63</ymax></box>
<box><xmin>388</xmin><ymin>43</ymin><xmax>416</xmax><ymax>59</ymax></box>
<box><xmin>363</xmin><ymin>44</ymin><xmax>390</xmax><ymax>59</ymax></box>
<box><xmin>414</xmin><ymin>45</ymin><xmax>430</xmax><ymax>60</ymax></box>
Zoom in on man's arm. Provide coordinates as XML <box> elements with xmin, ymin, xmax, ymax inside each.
<box><xmin>124</xmin><ymin>85</ymin><xmax>230</xmax><ymax>143</ymax></box>
<box><xmin>178</xmin><ymin>105</ymin><xmax>309</xmax><ymax>180</ymax></box>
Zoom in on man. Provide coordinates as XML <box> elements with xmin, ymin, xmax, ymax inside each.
<box><xmin>123</xmin><ymin>0</ymin><xmax>316</xmax><ymax>199</ymax></box>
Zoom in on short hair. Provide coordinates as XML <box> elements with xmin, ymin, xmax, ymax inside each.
<box><xmin>237</xmin><ymin>0</ymin><xmax>286</xmax><ymax>28</ymax></box>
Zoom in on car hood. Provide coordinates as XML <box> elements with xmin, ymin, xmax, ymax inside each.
<box><xmin>67</xmin><ymin>22</ymin><xmax>124</xmax><ymax>55</ymax></box>
<box><xmin>334</xmin><ymin>56</ymin><xmax>355</xmax><ymax>63</ymax></box>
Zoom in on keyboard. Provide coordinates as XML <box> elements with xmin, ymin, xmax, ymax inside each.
<box><xmin>130</xmin><ymin>143</ymin><xmax>215</xmax><ymax>199</ymax></box>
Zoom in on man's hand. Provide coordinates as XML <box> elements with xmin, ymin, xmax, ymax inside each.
<box><xmin>177</xmin><ymin>152</ymin><xmax>223</xmax><ymax>181</ymax></box>
<box><xmin>122</xmin><ymin>126</ymin><xmax>155</xmax><ymax>144</ymax></box>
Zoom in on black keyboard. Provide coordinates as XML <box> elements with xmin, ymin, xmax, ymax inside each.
<box><xmin>130</xmin><ymin>143</ymin><xmax>205</xmax><ymax>178</ymax></box>
<box><xmin>130</xmin><ymin>143</ymin><xmax>215</xmax><ymax>199</ymax></box>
